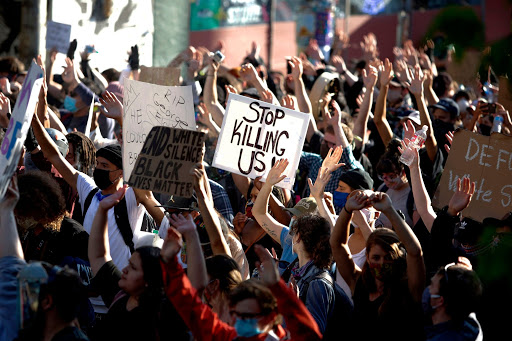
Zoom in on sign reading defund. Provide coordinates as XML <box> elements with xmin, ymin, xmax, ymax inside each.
<box><xmin>433</xmin><ymin>129</ymin><xmax>512</xmax><ymax>222</ymax></box>
<box><xmin>212</xmin><ymin>94</ymin><xmax>309</xmax><ymax>190</ymax></box>
<box><xmin>122</xmin><ymin>79</ymin><xmax>196</xmax><ymax>180</ymax></box>
<box><xmin>128</xmin><ymin>126</ymin><xmax>206</xmax><ymax>197</ymax></box>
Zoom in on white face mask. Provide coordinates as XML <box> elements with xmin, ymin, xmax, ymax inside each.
<box><xmin>291</xmin><ymin>234</ymin><xmax>297</xmax><ymax>256</ymax></box>
<box><xmin>289</xmin><ymin>217</ymin><xmax>296</xmax><ymax>229</ymax></box>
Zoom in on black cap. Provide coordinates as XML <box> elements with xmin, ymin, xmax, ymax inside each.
<box><xmin>156</xmin><ymin>194</ymin><xmax>199</xmax><ymax>211</ymax></box>
<box><xmin>338</xmin><ymin>168</ymin><xmax>373</xmax><ymax>190</ymax></box>
<box><xmin>431</xmin><ymin>98</ymin><xmax>460</xmax><ymax>119</ymax></box>
<box><xmin>96</xmin><ymin>144</ymin><xmax>122</xmax><ymax>169</ymax></box>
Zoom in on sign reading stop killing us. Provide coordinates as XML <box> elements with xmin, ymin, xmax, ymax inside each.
<box><xmin>212</xmin><ymin>94</ymin><xmax>309</xmax><ymax>190</ymax></box>
<box><xmin>128</xmin><ymin>126</ymin><xmax>206</xmax><ymax>197</ymax></box>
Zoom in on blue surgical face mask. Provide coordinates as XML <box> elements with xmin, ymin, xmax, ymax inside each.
<box><xmin>422</xmin><ymin>287</ymin><xmax>441</xmax><ymax>315</ymax></box>
<box><xmin>63</xmin><ymin>95</ymin><xmax>78</xmax><ymax>112</ymax></box>
<box><xmin>234</xmin><ymin>318</ymin><xmax>262</xmax><ymax>337</ymax></box>
<box><xmin>333</xmin><ymin>191</ymin><xmax>349</xmax><ymax>208</ymax></box>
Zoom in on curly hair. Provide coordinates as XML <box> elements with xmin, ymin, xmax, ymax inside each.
<box><xmin>290</xmin><ymin>214</ymin><xmax>332</xmax><ymax>269</ymax></box>
<box><xmin>15</xmin><ymin>171</ymin><xmax>66</xmax><ymax>231</ymax></box>
<box><xmin>66</xmin><ymin>131</ymin><xmax>96</xmax><ymax>176</ymax></box>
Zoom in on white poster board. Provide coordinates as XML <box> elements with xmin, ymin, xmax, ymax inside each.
<box><xmin>45</xmin><ymin>21</ymin><xmax>72</xmax><ymax>54</ymax></box>
<box><xmin>212</xmin><ymin>94</ymin><xmax>309</xmax><ymax>190</ymax></box>
<box><xmin>122</xmin><ymin>79</ymin><xmax>196</xmax><ymax>179</ymax></box>
<box><xmin>0</xmin><ymin>61</ymin><xmax>44</xmax><ymax>198</ymax></box>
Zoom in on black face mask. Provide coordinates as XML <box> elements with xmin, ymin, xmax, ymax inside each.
<box><xmin>433</xmin><ymin>119</ymin><xmax>455</xmax><ymax>146</ymax></box>
<box><xmin>93</xmin><ymin>168</ymin><xmax>118</xmax><ymax>190</ymax></box>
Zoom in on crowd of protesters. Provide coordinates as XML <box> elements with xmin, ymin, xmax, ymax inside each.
<box><xmin>0</xmin><ymin>26</ymin><xmax>511</xmax><ymax>341</ymax></box>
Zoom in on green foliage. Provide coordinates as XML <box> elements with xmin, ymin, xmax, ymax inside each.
<box><xmin>425</xmin><ymin>6</ymin><xmax>485</xmax><ymax>61</ymax></box>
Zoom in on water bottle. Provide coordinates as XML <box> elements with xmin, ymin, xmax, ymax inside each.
<box><xmin>492</xmin><ymin>116</ymin><xmax>504</xmax><ymax>134</ymax></box>
<box><xmin>400</xmin><ymin>125</ymin><xmax>428</xmax><ymax>166</ymax></box>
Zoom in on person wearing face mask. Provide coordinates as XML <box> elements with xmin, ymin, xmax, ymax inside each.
<box><xmin>430</xmin><ymin>98</ymin><xmax>460</xmax><ymax>162</ymax></box>
<box><xmin>331</xmin><ymin>190</ymin><xmax>426</xmax><ymax>341</ymax></box>
<box><xmin>160</xmin><ymin>227</ymin><xmax>323</xmax><ymax>341</ymax></box>
<box><xmin>423</xmin><ymin>262</ymin><xmax>483</xmax><ymax>340</ymax></box>
<box><xmin>375</xmin><ymin>141</ymin><xmax>416</xmax><ymax>228</ymax></box>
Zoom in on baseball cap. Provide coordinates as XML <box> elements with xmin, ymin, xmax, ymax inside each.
<box><xmin>45</xmin><ymin>128</ymin><xmax>68</xmax><ymax>157</ymax></box>
<box><xmin>284</xmin><ymin>197</ymin><xmax>318</xmax><ymax>217</ymax></box>
<box><xmin>431</xmin><ymin>98</ymin><xmax>460</xmax><ymax>119</ymax></box>
<box><xmin>156</xmin><ymin>194</ymin><xmax>199</xmax><ymax>211</ymax></box>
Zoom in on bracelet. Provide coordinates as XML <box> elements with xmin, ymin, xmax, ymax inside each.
<box><xmin>343</xmin><ymin>206</ymin><xmax>352</xmax><ymax>214</ymax></box>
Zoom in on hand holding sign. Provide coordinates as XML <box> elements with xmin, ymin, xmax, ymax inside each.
<box><xmin>447</xmin><ymin>177</ymin><xmax>476</xmax><ymax>216</ymax></box>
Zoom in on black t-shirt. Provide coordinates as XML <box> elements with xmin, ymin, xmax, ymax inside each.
<box><xmin>52</xmin><ymin>326</ymin><xmax>89</xmax><ymax>341</ymax></box>
<box><xmin>89</xmin><ymin>261</ymin><xmax>191</xmax><ymax>341</ymax></box>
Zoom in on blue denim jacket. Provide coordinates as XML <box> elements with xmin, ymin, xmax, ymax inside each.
<box><xmin>0</xmin><ymin>256</ymin><xmax>27</xmax><ymax>341</ymax></box>
<box><xmin>295</xmin><ymin>262</ymin><xmax>336</xmax><ymax>334</ymax></box>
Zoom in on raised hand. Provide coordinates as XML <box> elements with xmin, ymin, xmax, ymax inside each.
<box><xmin>448</xmin><ymin>177</ymin><xmax>475</xmax><ymax>216</ymax></box>
<box><xmin>99</xmin><ymin>185</ymin><xmax>127</xmax><ymax>211</ymax></box>
<box><xmin>363</xmin><ymin>65</ymin><xmax>378</xmax><ymax>90</ymax></box>
<box><xmin>196</xmin><ymin>102</ymin><xmax>214</xmax><ymax>127</ymax></box>
<box><xmin>62</xmin><ymin>57</ymin><xmax>79</xmax><ymax>85</ymax></box>
<box><xmin>254</xmin><ymin>244</ymin><xmax>280</xmax><ymax>286</ymax></box>
<box><xmin>167</xmin><ymin>213</ymin><xmax>197</xmax><ymax>238</ymax></box>
<box><xmin>128</xmin><ymin>45</ymin><xmax>140</xmax><ymax>70</ymax></box>
<box><xmin>239</xmin><ymin>63</ymin><xmax>259</xmax><ymax>84</ymax></box>
<box><xmin>308</xmin><ymin>167</ymin><xmax>332</xmax><ymax>199</ymax></box>
<box><xmin>395</xmin><ymin>59</ymin><xmax>411</xmax><ymax>86</ymax></box>
<box><xmin>260</xmin><ymin>89</ymin><xmax>275</xmax><ymax>104</ymax></box>
<box><xmin>289</xmin><ymin>56</ymin><xmax>303</xmax><ymax>81</ymax></box>
<box><xmin>409</xmin><ymin>65</ymin><xmax>425</xmax><ymax>96</ymax></box>
<box><xmin>321</xmin><ymin>146</ymin><xmax>345</xmax><ymax>173</ymax></box>
<box><xmin>265</xmin><ymin>158</ymin><xmax>289</xmax><ymax>186</ymax></box>
<box><xmin>444</xmin><ymin>131</ymin><xmax>454</xmax><ymax>154</ymax></box>
<box><xmin>99</xmin><ymin>91</ymin><xmax>123</xmax><ymax>122</ymax></box>
<box><xmin>0</xmin><ymin>92</ymin><xmax>11</xmax><ymax>128</ymax></box>
<box><xmin>380</xmin><ymin>58</ymin><xmax>394</xmax><ymax>88</ymax></box>
<box><xmin>367</xmin><ymin>191</ymin><xmax>393</xmax><ymax>212</ymax></box>
<box><xmin>280</xmin><ymin>94</ymin><xmax>297</xmax><ymax>111</ymax></box>
<box><xmin>324</xmin><ymin>99</ymin><xmax>341</xmax><ymax>128</ymax></box>
<box><xmin>345</xmin><ymin>190</ymin><xmax>371</xmax><ymax>213</ymax></box>
<box><xmin>233</xmin><ymin>212</ymin><xmax>248</xmax><ymax>235</ymax></box>
<box><xmin>402</xmin><ymin>119</ymin><xmax>416</xmax><ymax>141</ymax></box>
<box><xmin>398</xmin><ymin>138</ymin><xmax>420</xmax><ymax>169</ymax></box>
<box><xmin>190</xmin><ymin>163</ymin><xmax>207</xmax><ymax>191</ymax></box>
<box><xmin>160</xmin><ymin>227</ymin><xmax>183</xmax><ymax>263</ymax></box>
<box><xmin>66</xmin><ymin>39</ymin><xmax>77</xmax><ymax>60</ymax></box>
<box><xmin>306</xmin><ymin>38</ymin><xmax>325</xmax><ymax>62</ymax></box>
<box><xmin>331</xmin><ymin>55</ymin><xmax>347</xmax><ymax>75</ymax></box>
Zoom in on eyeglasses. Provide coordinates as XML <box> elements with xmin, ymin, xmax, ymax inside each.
<box><xmin>378</xmin><ymin>173</ymin><xmax>399</xmax><ymax>182</ymax></box>
<box><xmin>229</xmin><ymin>310</ymin><xmax>264</xmax><ymax>320</ymax></box>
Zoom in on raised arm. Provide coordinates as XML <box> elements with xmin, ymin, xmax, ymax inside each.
<box><xmin>252</xmin><ymin>159</ymin><xmax>289</xmax><ymax>243</ymax></box>
<box><xmin>133</xmin><ymin>188</ymin><xmax>165</xmax><ymax>226</ymax></box>
<box><xmin>289</xmin><ymin>57</ymin><xmax>317</xmax><ymax>142</ymax></box>
<box><xmin>373</xmin><ymin>58</ymin><xmax>394</xmax><ymax>146</ymax></box>
<box><xmin>353</xmin><ymin>66</ymin><xmax>378</xmax><ymax>149</ymax></box>
<box><xmin>203</xmin><ymin>58</ymin><xmax>226</xmax><ymax>127</ymax></box>
<box><xmin>409</xmin><ymin>65</ymin><xmax>437</xmax><ymax>162</ymax></box>
<box><xmin>0</xmin><ymin>177</ymin><xmax>23</xmax><ymax>259</ymax></box>
<box><xmin>370</xmin><ymin>192</ymin><xmax>425</xmax><ymax>302</ymax></box>
<box><xmin>88</xmin><ymin>185</ymin><xmax>126</xmax><ymax>275</ymax></box>
<box><xmin>31</xmin><ymin>85</ymin><xmax>79</xmax><ymax>192</ymax></box>
<box><xmin>192</xmin><ymin>164</ymin><xmax>231</xmax><ymax>256</ymax></box>
<box><xmin>330</xmin><ymin>191</ymin><xmax>369</xmax><ymax>294</ymax></box>
<box><xmin>308</xmin><ymin>167</ymin><xmax>335</xmax><ymax>227</ymax></box>
<box><xmin>398</xmin><ymin>137</ymin><xmax>436</xmax><ymax>231</ymax></box>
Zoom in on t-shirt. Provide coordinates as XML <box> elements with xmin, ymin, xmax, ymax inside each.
<box><xmin>77</xmin><ymin>173</ymin><xmax>145</xmax><ymax>271</ymax></box>
<box><xmin>90</xmin><ymin>261</ymin><xmax>191</xmax><ymax>341</ymax></box>
<box><xmin>376</xmin><ymin>183</ymin><xmax>414</xmax><ymax>228</ymax></box>
<box><xmin>279</xmin><ymin>226</ymin><xmax>297</xmax><ymax>275</ymax></box>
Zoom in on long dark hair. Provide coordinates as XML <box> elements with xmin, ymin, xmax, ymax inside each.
<box><xmin>136</xmin><ymin>246</ymin><xmax>165</xmax><ymax>309</ymax></box>
<box><xmin>291</xmin><ymin>214</ymin><xmax>332</xmax><ymax>269</ymax></box>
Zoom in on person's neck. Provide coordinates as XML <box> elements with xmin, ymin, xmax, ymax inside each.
<box><xmin>72</xmin><ymin>106</ymin><xmax>89</xmax><ymax>118</ymax></box>
<box><xmin>431</xmin><ymin>309</ymin><xmax>451</xmax><ymax>325</ymax></box>
<box><xmin>297</xmin><ymin>251</ymin><xmax>312</xmax><ymax>268</ymax></box>
<box><xmin>42</xmin><ymin>315</ymin><xmax>75</xmax><ymax>341</ymax></box>
<box><xmin>126</xmin><ymin>295</ymin><xmax>140</xmax><ymax>311</ymax></box>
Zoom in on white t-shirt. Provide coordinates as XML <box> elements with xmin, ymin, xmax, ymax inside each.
<box><xmin>77</xmin><ymin>173</ymin><xmax>145</xmax><ymax>271</ymax></box>
<box><xmin>335</xmin><ymin>234</ymin><xmax>367</xmax><ymax>302</ymax></box>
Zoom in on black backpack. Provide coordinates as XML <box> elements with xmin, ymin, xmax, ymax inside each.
<box><xmin>82</xmin><ymin>187</ymin><xmax>157</xmax><ymax>253</ymax></box>
<box><xmin>300</xmin><ymin>270</ymin><xmax>354</xmax><ymax>341</ymax></box>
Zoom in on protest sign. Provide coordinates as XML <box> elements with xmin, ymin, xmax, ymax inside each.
<box><xmin>139</xmin><ymin>66</ymin><xmax>180</xmax><ymax>86</ymax></box>
<box><xmin>212</xmin><ymin>94</ymin><xmax>309</xmax><ymax>190</ymax></box>
<box><xmin>46</xmin><ymin>21</ymin><xmax>72</xmax><ymax>54</ymax></box>
<box><xmin>0</xmin><ymin>61</ymin><xmax>44</xmax><ymax>198</ymax></box>
<box><xmin>122</xmin><ymin>79</ymin><xmax>196</xmax><ymax>179</ymax></box>
<box><xmin>432</xmin><ymin>129</ymin><xmax>512</xmax><ymax>222</ymax></box>
<box><xmin>128</xmin><ymin>126</ymin><xmax>206</xmax><ymax>197</ymax></box>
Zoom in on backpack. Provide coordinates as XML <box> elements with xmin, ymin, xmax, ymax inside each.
<box><xmin>82</xmin><ymin>187</ymin><xmax>157</xmax><ymax>253</ymax></box>
<box><xmin>300</xmin><ymin>270</ymin><xmax>354</xmax><ymax>341</ymax></box>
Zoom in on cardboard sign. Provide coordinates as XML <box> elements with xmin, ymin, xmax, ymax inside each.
<box><xmin>139</xmin><ymin>66</ymin><xmax>181</xmax><ymax>86</ymax></box>
<box><xmin>0</xmin><ymin>61</ymin><xmax>44</xmax><ymax>198</ymax></box>
<box><xmin>128</xmin><ymin>126</ymin><xmax>206</xmax><ymax>197</ymax></box>
<box><xmin>498</xmin><ymin>76</ymin><xmax>512</xmax><ymax>116</ymax></box>
<box><xmin>212</xmin><ymin>94</ymin><xmax>309</xmax><ymax>190</ymax></box>
<box><xmin>122</xmin><ymin>79</ymin><xmax>196</xmax><ymax>179</ymax></box>
<box><xmin>432</xmin><ymin>129</ymin><xmax>512</xmax><ymax>222</ymax></box>
<box><xmin>45</xmin><ymin>21</ymin><xmax>72</xmax><ymax>54</ymax></box>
